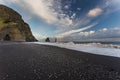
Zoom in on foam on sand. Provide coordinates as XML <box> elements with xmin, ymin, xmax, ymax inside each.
<box><xmin>33</xmin><ymin>42</ymin><xmax>120</xmax><ymax>58</ymax></box>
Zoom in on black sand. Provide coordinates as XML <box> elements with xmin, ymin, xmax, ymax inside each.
<box><xmin>0</xmin><ymin>42</ymin><xmax>120</xmax><ymax>80</ymax></box>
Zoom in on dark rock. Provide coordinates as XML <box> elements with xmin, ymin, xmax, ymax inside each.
<box><xmin>45</xmin><ymin>37</ymin><xmax>50</xmax><ymax>42</ymax></box>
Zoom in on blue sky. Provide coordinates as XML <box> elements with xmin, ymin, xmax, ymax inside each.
<box><xmin>0</xmin><ymin>0</ymin><xmax>120</xmax><ymax>41</ymax></box>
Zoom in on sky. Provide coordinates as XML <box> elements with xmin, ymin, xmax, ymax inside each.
<box><xmin>0</xmin><ymin>0</ymin><xmax>120</xmax><ymax>42</ymax></box>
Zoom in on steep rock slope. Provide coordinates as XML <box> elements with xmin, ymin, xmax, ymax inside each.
<box><xmin>0</xmin><ymin>5</ymin><xmax>37</xmax><ymax>41</ymax></box>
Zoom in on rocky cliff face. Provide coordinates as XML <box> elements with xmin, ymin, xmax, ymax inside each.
<box><xmin>0</xmin><ymin>5</ymin><xmax>37</xmax><ymax>41</ymax></box>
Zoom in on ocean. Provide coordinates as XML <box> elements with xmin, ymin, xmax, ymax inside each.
<box><xmin>73</xmin><ymin>42</ymin><xmax>120</xmax><ymax>46</ymax></box>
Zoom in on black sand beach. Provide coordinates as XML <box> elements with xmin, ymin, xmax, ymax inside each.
<box><xmin>0</xmin><ymin>42</ymin><xmax>120</xmax><ymax>80</ymax></box>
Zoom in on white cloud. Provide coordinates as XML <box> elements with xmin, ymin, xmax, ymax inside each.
<box><xmin>88</xmin><ymin>8</ymin><xmax>102</xmax><ymax>17</ymax></box>
<box><xmin>1</xmin><ymin>0</ymin><xmax>105</xmax><ymax>34</ymax></box>
<box><xmin>64</xmin><ymin>5</ymin><xmax>69</xmax><ymax>9</ymax></box>
<box><xmin>60</xmin><ymin>27</ymin><xmax>120</xmax><ymax>42</ymax></box>
<box><xmin>99</xmin><ymin>28</ymin><xmax>108</xmax><ymax>32</ymax></box>
<box><xmin>23</xmin><ymin>0</ymin><xmax>58</xmax><ymax>24</ymax></box>
<box><xmin>71</xmin><ymin>13</ymin><xmax>76</xmax><ymax>19</ymax></box>
<box><xmin>1</xmin><ymin>0</ymin><xmax>74</xmax><ymax>28</ymax></box>
<box><xmin>77</xmin><ymin>8</ymin><xmax>81</xmax><ymax>10</ymax></box>
<box><xmin>100</xmin><ymin>0</ymin><xmax>120</xmax><ymax>15</ymax></box>
<box><xmin>90</xmin><ymin>31</ymin><xmax>95</xmax><ymax>34</ymax></box>
<box><xmin>79</xmin><ymin>31</ymin><xmax>95</xmax><ymax>36</ymax></box>
<box><xmin>107</xmin><ymin>0</ymin><xmax>120</xmax><ymax>6</ymax></box>
<box><xmin>56</xmin><ymin>23</ymin><xmax>97</xmax><ymax>38</ymax></box>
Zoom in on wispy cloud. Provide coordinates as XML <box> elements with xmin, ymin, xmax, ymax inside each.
<box><xmin>0</xmin><ymin>0</ymin><xmax>107</xmax><ymax>30</ymax></box>
<box><xmin>82</xmin><ymin>27</ymin><xmax>120</xmax><ymax>39</ymax></box>
<box><xmin>60</xmin><ymin>27</ymin><xmax>120</xmax><ymax>41</ymax></box>
<box><xmin>56</xmin><ymin>23</ymin><xmax>97</xmax><ymax>38</ymax></box>
<box><xmin>1</xmin><ymin>0</ymin><xmax>75</xmax><ymax>28</ymax></box>
<box><xmin>101</xmin><ymin>0</ymin><xmax>120</xmax><ymax>14</ymax></box>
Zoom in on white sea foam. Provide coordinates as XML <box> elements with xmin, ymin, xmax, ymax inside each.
<box><xmin>33</xmin><ymin>42</ymin><xmax>120</xmax><ymax>58</ymax></box>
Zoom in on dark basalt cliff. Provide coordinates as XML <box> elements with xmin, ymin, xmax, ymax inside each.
<box><xmin>0</xmin><ymin>5</ymin><xmax>37</xmax><ymax>41</ymax></box>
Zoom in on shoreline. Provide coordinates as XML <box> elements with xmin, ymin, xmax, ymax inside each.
<box><xmin>33</xmin><ymin>42</ymin><xmax>120</xmax><ymax>58</ymax></box>
<box><xmin>0</xmin><ymin>42</ymin><xmax>120</xmax><ymax>80</ymax></box>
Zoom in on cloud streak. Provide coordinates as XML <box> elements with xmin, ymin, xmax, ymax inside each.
<box><xmin>56</xmin><ymin>23</ymin><xmax>97</xmax><ymax>38</ymax></box>
<box><xmin>60</xmin><ymin>27</ymin><xmax>120</xmax><ymax>42</ymax></box>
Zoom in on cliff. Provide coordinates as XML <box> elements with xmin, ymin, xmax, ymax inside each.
<box><xmin>0</xmin><ymin>5</ymin><xmax>37</xmax><ymax>41</ymax></box>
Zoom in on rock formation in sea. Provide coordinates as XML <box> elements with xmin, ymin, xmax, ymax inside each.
<box><xmin>0</xmin><ymin>5</ymin><xmax>37</xmax><ymax>41</ymax></box>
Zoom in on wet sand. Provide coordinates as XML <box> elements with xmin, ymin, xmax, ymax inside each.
<box><xmin>0</xmin><ymin>42</ymin><xmax>120</xmax><ymax>80</ymax></box>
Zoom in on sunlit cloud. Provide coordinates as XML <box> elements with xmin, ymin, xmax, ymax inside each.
<box><xmin>60</xmin><ymin>27</ymin><xmax>120</xmax><ymax>41</ymax></box>
<box><xmin>88</xmin><ymin>8</ymin><xmax>103</xmax><ymax>17</ymax></box>
<box><xmin>56</xmin><ymin>23</ymin><xmax>97</xmax><ymax>38</ymax></box>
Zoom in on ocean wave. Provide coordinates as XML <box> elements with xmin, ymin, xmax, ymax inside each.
<box><xmin>58</xmin><ymin>42</ymin><xmax>120</xmax><ymax>49</ymax></box>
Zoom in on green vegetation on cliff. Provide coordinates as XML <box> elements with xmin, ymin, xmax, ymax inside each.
<box><xmin>0</xmin><ymin>5</ymin><xmax>37</xmax><ymax>41</ymax></box>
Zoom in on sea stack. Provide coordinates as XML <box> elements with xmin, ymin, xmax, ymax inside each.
<box><xmin>0</xmin><ymin>5</ymin><xmax>37</xmax><ymax>42</ymax></box>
